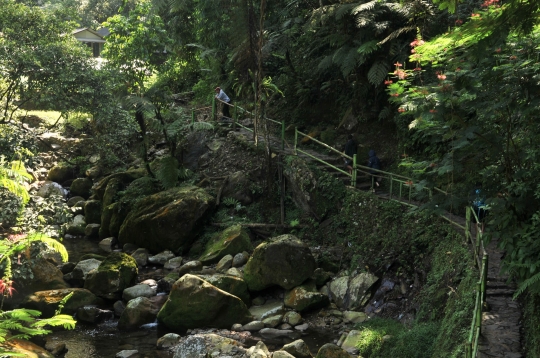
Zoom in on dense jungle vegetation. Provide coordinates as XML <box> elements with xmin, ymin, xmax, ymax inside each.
<box><xmin>2</xmin><ymin>0</ymin><xmax>540</xmax><ymax>355</ymax></box>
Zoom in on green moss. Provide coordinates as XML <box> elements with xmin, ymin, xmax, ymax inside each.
<box><xmin>199</xmin><ymin>224</ymin><xmax>252</xmax><ymax>264</ymax></box>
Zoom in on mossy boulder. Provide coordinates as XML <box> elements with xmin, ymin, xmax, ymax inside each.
<box><xmin>196</xmin><ymin>274</ymin><xmax>251</xmax><ymax>305</ymax></box>
<box><xmin>243</xmin><ymin>234</ymin><xmax>317</xmax><ymax>291</ymax></box>
<box><xmin>84</xmin><ymin>200</ymin><xmax>102</xmax><ymax>225</ymax></box>
<box><xmin>92</xmin><ymin>169</ymin><xmax>146</xmax><ymax>201</ymax></box>
<box><xmin>84</xmin><ymin>252</ymin><xmax>138</xmax><ymax>300</ymax></box>
<box><xmin>70</xmin><ymin>178</ymin><xmax>93</xmax><ymax>198</ymax></box>
<box><xmin>157</xmin><ymin>274</ymin><xmax>252</xmax><ymax>331</ymax></box>
<box><xmin>47</xmin><ymin>163</ymin><xmax>75</xmax><ymax>183</ymax></box>
<box><xmin>20</xmin><ymin>288</ymin><xmax>101</xmax><ymax>318</ymax></box>
<box><xmin>118</xmin><ymin>297</ymin><xmax>160</xmax><ymax>330</ymax></box>
<box><xmin>284</xmin><ymin>280</ymin><xmax>330</xmax><ymax>312</ymax></box>
<box><xmin>199</xmin><ymin>225</ymin><xmax>252</xmax><ymax>264</ymax></box>
<box><xmin>99</xmin><ymin>202</ymin><xmax>130</xmax><ymax>239</ymax></box>
<box><xmin>118</xmin><ymin>186</ymin><xmax>214</xmax><ymax>254</ymax></box>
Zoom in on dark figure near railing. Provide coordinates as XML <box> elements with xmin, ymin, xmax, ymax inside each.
<box><xmin>214</xmin><ymin>87</ymin><xmax>232</xmax><ymax>120</ymax></box>
<box><xmin>342</xmin><ymin>134</ymin><xmax>357</xmax><ymax>174</ymax></box>
<box><xmin>368</xmin><ymin>149</ymin><xmax>382</xmax><ymax>192</ymax></box>
<box><xmin>472</xmin><ymin>187</ymin><xmax>488</xmax><ymax>232</ymax></box>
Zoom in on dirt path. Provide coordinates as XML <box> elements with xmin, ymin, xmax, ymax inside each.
<box><xmin>478</xmin><ymin>237</ymin><xmax>523</xmax><ymax>358</ymax></box>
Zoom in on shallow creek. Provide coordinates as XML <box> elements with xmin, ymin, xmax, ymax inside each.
<box><xmin>49</xmin><ymin>236</ymin><xmax>338</xmax><ymax>357</ymax></box>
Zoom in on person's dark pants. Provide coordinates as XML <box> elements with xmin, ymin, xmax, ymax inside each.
<box><xmin>223</xmin><ymin>100</ymin><xmax>232</xmax><ymax>119</ymax></box>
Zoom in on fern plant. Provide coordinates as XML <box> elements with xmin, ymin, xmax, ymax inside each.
<box><xmin>0</xmin><ymin>157</ymin><xmax>32</xmax><ymax>204</ymax></box>
<box><xmin>0</xmin><ymin>233</ymin><xmax>75</xmax><ymax>355</ymax></box>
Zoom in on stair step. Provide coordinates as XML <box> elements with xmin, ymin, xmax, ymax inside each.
<box><xmin>486</xmin><ymin>289</ymin><xmax>515</xmax><ymax>296</ymax></box>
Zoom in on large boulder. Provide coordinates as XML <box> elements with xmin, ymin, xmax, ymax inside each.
<box><xmin>20</xmin><ymin>288</ymin><xmax>100</xmax><ymax>317</ymax></box>
<box><xmin>221</xmin><ymin>171</ymin><xmax>254</xmax><ymax>205</ymax></box>
<box><xmin>25</xmin><ymin>257</ymin><xmax>68</xmax><ymax>294</ymax></box>
<box><xmin>199</xmin><ymin>225</ymin><xmax>252</xmax><ymax>264</ymax></box>
<box><xmin>328</xmin><ymin>272</ymin><xmax>378</xmax><ymax>310</ymax></box>
<box><xmin>84</xmin><ymin>252</ymin><xmax>138</xmax><ymax>300</ymax></box>
<box><xmin>47</xmin><ymin>163</ymin><xmax>75</xmax><ymax>183</ymax></box>
<box><xmin>118</xmin><ymin>186</ymin><xmax>214</xmax><ymax>254</ymax></box>
<box><xmin>157</xmin><ymin>274</ymin><xmax>252</xmax><ymax>330</ymax></box>
<box><xmin>243</xmin><ymin>235</ymin><xmax>316</xmax><ymax>291</ymax></box>
<box><xmin>70</xmin><ymin>178</ymin><xmax>93</xmax><ymax>198</ymax></box>
<box><xmin>84</xmin><ymin>200</ymin><xmax>102</xmax><ymax>225</ymax></box>
<box><xmin>118</xmin><ymin>297</ymin><xmax>160</xmax><ymax>330</ymax></box>
<box><xmin>37</xmin><ymin>181</ymin><xmax>67</xmax><ymax>199</ymax></box>
<box><xmin>195</xmin><ymin>274</ymin><xmax>250</xmax><ymax>305</ymax></box>
<box><xmin>92</xmin><ymin>169</ymin><xmax>147</xmax><ymax>201</ymax></box>
<box><xmin>65</xmin><ymin>258</ymin><xmax>102</xmax><ymax>286</ymax></box>
<box><xmin>284</xmin><ymin>281</ymin><xmax>330</xmax><ymax>312</ymax></box>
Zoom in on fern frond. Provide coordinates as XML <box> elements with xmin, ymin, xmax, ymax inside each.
<box><xmin>156</xmin><ymin>156</ymin><xmax>179</xmax><ymax>190</ymax></box>
<box><xmin>357</xmin><ymin>40</ymin><xmax>379</xmax><ymax>56</ymax></box>
<box><xmin>0</xmin><ymin>179</ymin><xmax>28</xmax><ymax>204</ymax></box>
<box><xmin>335</xmin><ymin>3</ymin><xmax>356</xmax><ymax>20</ymax></box>
<box><xmin>223</xmin><ymin>197</ymin><xmax>240</xmax><ymax>207</ymax></box>
<box><xmin>191</xmin><ymin>122</ymin><xmax>214</xmax><ymax>131</ymax></box>
<box><xmin>367</xmin><ymin>61</ymin><xmax>391</xmax><ymax>86</ymax></box>
<box><xmin>352</xmin><ymin>0</ymin><xmax>378</xmax><ymax>14</ymax></box>
<box><xmin>514</xmin><ymin>271</ymin><xmax>540</xmax><ymax>298</ymax></box>
<box><xmin>26</xmin><ymin>233</ymin><xmax>69</xmax><ymax>262</ymax></box>
<box><xmin>378</xmin><ymin>26</ymin><xmax>416</xmax><ymax>45</ymax></box>
<box><xmin>318</xmin><ymin>55</ymin><xmax>334</xmax><ymax>71</ymax></box>
<box><xmin>33</xmin><ymin>314</ymin><xmax>76</xmax><ymax>330</ymax></box>
<box><xmin>340</xmin><ymin>46</ymin><xmax>361</xmax><ymax>77</ymax></box>
<box><xmin>379</xmin><ymin>106</ymin><xmax>392</xmax><ymax>120</ymax></box>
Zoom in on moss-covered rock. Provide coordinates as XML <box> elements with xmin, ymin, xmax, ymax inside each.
<box><xmin>315</xmin><ymin>343</ymin><xmax>350</xmax><ymax>358</ymax></box>
<box><xmin>70</xmin><ymin>178</ymin><xmax>93</xmax><ymax>198</ymax></box>
<box><xmin>199</xmin><ymin>225</ymin><xmax>252</xmax><ymax>264</ymax></box>
<box><xmin>84</xmin><ymin>252</ymin><xmax>138</xmax><ymax>300</ymax></box>
<box><xmin>118</xmin><ymin>186</ymin><xmax>214</xmax><ymax>254</ymax></box>
<box><xmin>20</xmin><ymin>288</ymin><xmax>101</xmax><ymax>318</ymax></box>
<box><xmin>157</xmin><ymin>274</ymin><xmax>252</xmax><ymax>330</ymax></box>
<box><xmin>118</xmin><ymin>297</ymin><xmax>160</xmax><ymax>330</ymax></box>
<box><xmin>47</xmin><ymin>163</ymin><xmax>75</xmax><ymax>183</ymax></box>
<box><xmin>243</xmin><ymin>234</ymin><xmax>316</xmax><ymax>291</ymax></box>
<box><xmin>196</xmin><ymin>274</ymin><xmax>251</xmax><ymax>305</ymax></box>
<box><xmin>84</xmin><ymin>200</ymin><xmax>102</xmax><ymax>225</ymax></box>
<box><xmin>92</xmin><ymin>169</ymin><xmax>146</xmax><ymax>201</ymax></box>
<box><xmin>99</xmin><ymin>202</ymin><xmax>130</xmax><ymax>239</ymax></box>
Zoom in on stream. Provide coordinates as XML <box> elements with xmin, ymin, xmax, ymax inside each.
<box><xmin>49</xmin><ymin>235</ymin><xmax>338</xmax><ymax>357</ymax></box>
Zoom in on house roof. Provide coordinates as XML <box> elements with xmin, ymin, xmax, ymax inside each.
<box><xmin>72</xmin><ymin>28</ymin><xmax>105</xmax><ymax>43</ymax></box>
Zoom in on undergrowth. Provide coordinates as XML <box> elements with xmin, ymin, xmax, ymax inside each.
<box><xmin>523</xmin><ymin>292</ymin><xmax>540</xmax><ymax>358</ymax></box>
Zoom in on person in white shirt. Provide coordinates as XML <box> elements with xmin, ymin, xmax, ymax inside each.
<box><xmin>214</xmin><ymin>87</ymin><xmax>232</xmax><ymax>120</ymax></box>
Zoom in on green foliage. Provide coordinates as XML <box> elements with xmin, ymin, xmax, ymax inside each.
<box><xmin>0</xmin><ymin>157</ymin><xmax>32</xmax><ymax>204</ymax></box>
<box><xmin>523</xmin><ymin>292</ymin><xmax>540</xmax><ymax>357</ymax></box>
<box><xmin>355</xmin><ymin>318</ymin><xmax>440</xmax><ymax>358</ymax></box>
<box><xmin>0</xmin><ymin>189</ymin><xmax>22</xmax><ymax>229</ymax></box>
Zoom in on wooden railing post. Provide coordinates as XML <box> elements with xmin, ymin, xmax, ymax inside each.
<box><xmin>351</xmin><ymin>154</ymin><xmax>357</xmax><ymax>187</ymax></box>
<box><xmin>212</xmin><ymin>97</ymin><xmax>216</xmax><ymax>121</ymax></box>
<box><xmin>476</xmin><ymin>281</ymin><xmax>482</xmax><ymax>334</ymax></box>
<box><xmin>294</xmin><ymin>127</ymin><xmax>298</xmax><ymax>155</ymax></box>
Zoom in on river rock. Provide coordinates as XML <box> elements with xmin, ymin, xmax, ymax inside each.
<box><xmin>118</xmin><ymin>297</ymin><xmax>160</xmax><ymax>330</ymax></box>
<box><xmin>85</xmin><ymin>223</ymin><xmax>100</xmax><ymax>238</ymax></box>
<box><xmin>242</xmin><ymin>320</ymin><xmax>265</xmax><ymax>331</ymax></box>
<box><xmin>122</xmin><ymin>283</ymin><xmax>156</xmax><ymax>301</ymax></box>
<box><xmin>284</xmin><ymin>281</ymin><xmax>330</xmax><ymax>312</ymax></box>
<box><xmin>281</xmin><ymin>339</ymin><xmax>312</xmax><ymax>358</ymax></box>
<box><xmin>249</xmin><ymin>301</ymin><xmax>284</xmax><ymax>320</ymax></box>
<box><xmin>47</xmin><ymin>164</ymin><xmax>75</xmax><ymax>183</ymax></box>
<box><xmin>164</xmin><ymin>256</ymin><xmax>184</xmax><ymax>270</ymax></box>
<box><xmin>232</xmin><ymin>252</ymin><xmax>249</xmax><ymax>267</ymax></box>
<box><xmin>295</xmin><ymin>323</ymin><xmax>309</xmax><ymax>331</ymax></box>
<box><xmin>157</xmin><ymin>274</ymin><xmax>252</xmax><ymax>330</ymax></box>
<box><xmin>340</xmin><ymin>330</ymin><xmax>362</xmax><ymax>355</ymax></box>
<box><xmin>148</xmin><ymin>251</ymin><xmax>175</xmax><ymax>265</ymax></box>
<box><xmin>262</xmin><ymin>314</ymin><xmax>282</xmax><ymax>328</ymax></box>
<box><xmin>20</xmin><ymin>288</ymin><xmax>100</xmax><ymax>317</ymax></box>
<box><xmin>173</xmin><ymin>334</ymin><xmax>246</xmax><ymax>358</ymax></box>
<box><xmin>215</xmin><ymin>254</ymin><xmax>233</xmax><ymax>272</ymax></box>
<box><xmin>259</xmin><ymin>328</ymin><xmax>298</xmax><ymax>339</ymax></box>
<box><xmin>199</xmin><ymin>225</ymin><xmax>252</xmax><ymax>264</ymax></box>
<box><xmin>67</xmin><ymin>258</ymin><xmax>102</xmax><ymax>286</ymax></box>
<box><xmin>283</xmin><ymin>311</ymin><xmax>302</xmax><ymax>326</ymax></box>
<box><xmin>315</xmin><ymin>343</ymin><xmax>350</xmax><ymax>358</ymax></box>
<box><xmin>66</xmin><ymin>214</ymin><xmax>86</xmax><ymax>236</ymax></box>
<box><xmin>244</xmin><ymin>234</ymin><xmax>316</xmax><ymax>291</ymax></box>
<box><xmin>157</xmin><ymin>273</ymin><xmax>179</xmax><ymax>293</ymax></box>
<box><xmin>84</xmin><ymin>252</ymin><xmax>138</xmax><ymax>300</ymax></box>
<box><xmin>84</xmin><ymin>200</ymin><xmax>102</xmax><ymax>224</ymax></box>
<box><xmin>45</xmin><ymin>339</ymin><xmax>66</xmax><ymax>356</ymax></box>
<box><xmin>118</xmin><ymin>186</ymin><xmax>214</xmax><ymax>254</ymax></box>
<box><xmin>176</xmin><ymin>260</ymin><xmax>202</xmax><ymax>276</ymax></box>
<box><xmin>157</xmin><ymin>333</ymin><xmax>181</xmax><ymax>349</ymax></box>
<box><xmin>273</xmin><ymin>351</ymin><xmax>296</xmax><ymax>358</ymax></box>
<box><xmin>116</xmin><ymin>350</ymin><xmax>139</xmax><ymax>358</ymax></box>
<box><xmin>21</xmin><ymin>257</ymin><xmax>68</xmax><ymax>295</ymax></box>
<box><xmin>246</xmin><ymin>341</ymin><xmax>271</xmax><ymax>358</ymax></box>
<box><xmin>67</xmin><ymin>196</ymin><xmax>85</xmax><ymax>207</ymax></box>
<box><xmin>195</xmin><ymin>273</ymin><xmax>250</xmax><ymax>305</ymax></box>
<box><xmin>312</xmin><ymin>268</ymin><xmax>331</xmax><ymax>286</ymax></box>
<box><xmin>343</xmin><ymin>311</ymin><xmax>368</xmax><ymax>323</ymax></box>
<box><xmin>114</xmin><ymin>300</ymin><xmax>126</xmax><ymax>317</ymax></box>
<box><xmin>70</xmin><ymin>178</ymin><xmax>93</xmax><ymax>198</ymax></box>
<box><xmin>98</xmin><ymin>238</ymin><xmax>114</xmax><ymax>253</ymax></box>
<box><xmin>130</xmin><ymin>248</ymin><xmax>149</xmax><ymax>267</ymax></box>
<box><xmin>328</xmin><ymin>272</ymin><xmax>378</xmax><ymax>310</ymax></box>
<box><xmin>2</xmin><ymin>338</ymin><xmax>55</xmax><ymax>358</ymax></box>
<box><xmin>226</xmin><ymin>267</ymin><xmax>243</xmax><ymax>277</ymax></box>
<box><xmin>76</xmin><ymin>306</ymin><xmax>114</xmax><ymax>323</ymax></box>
